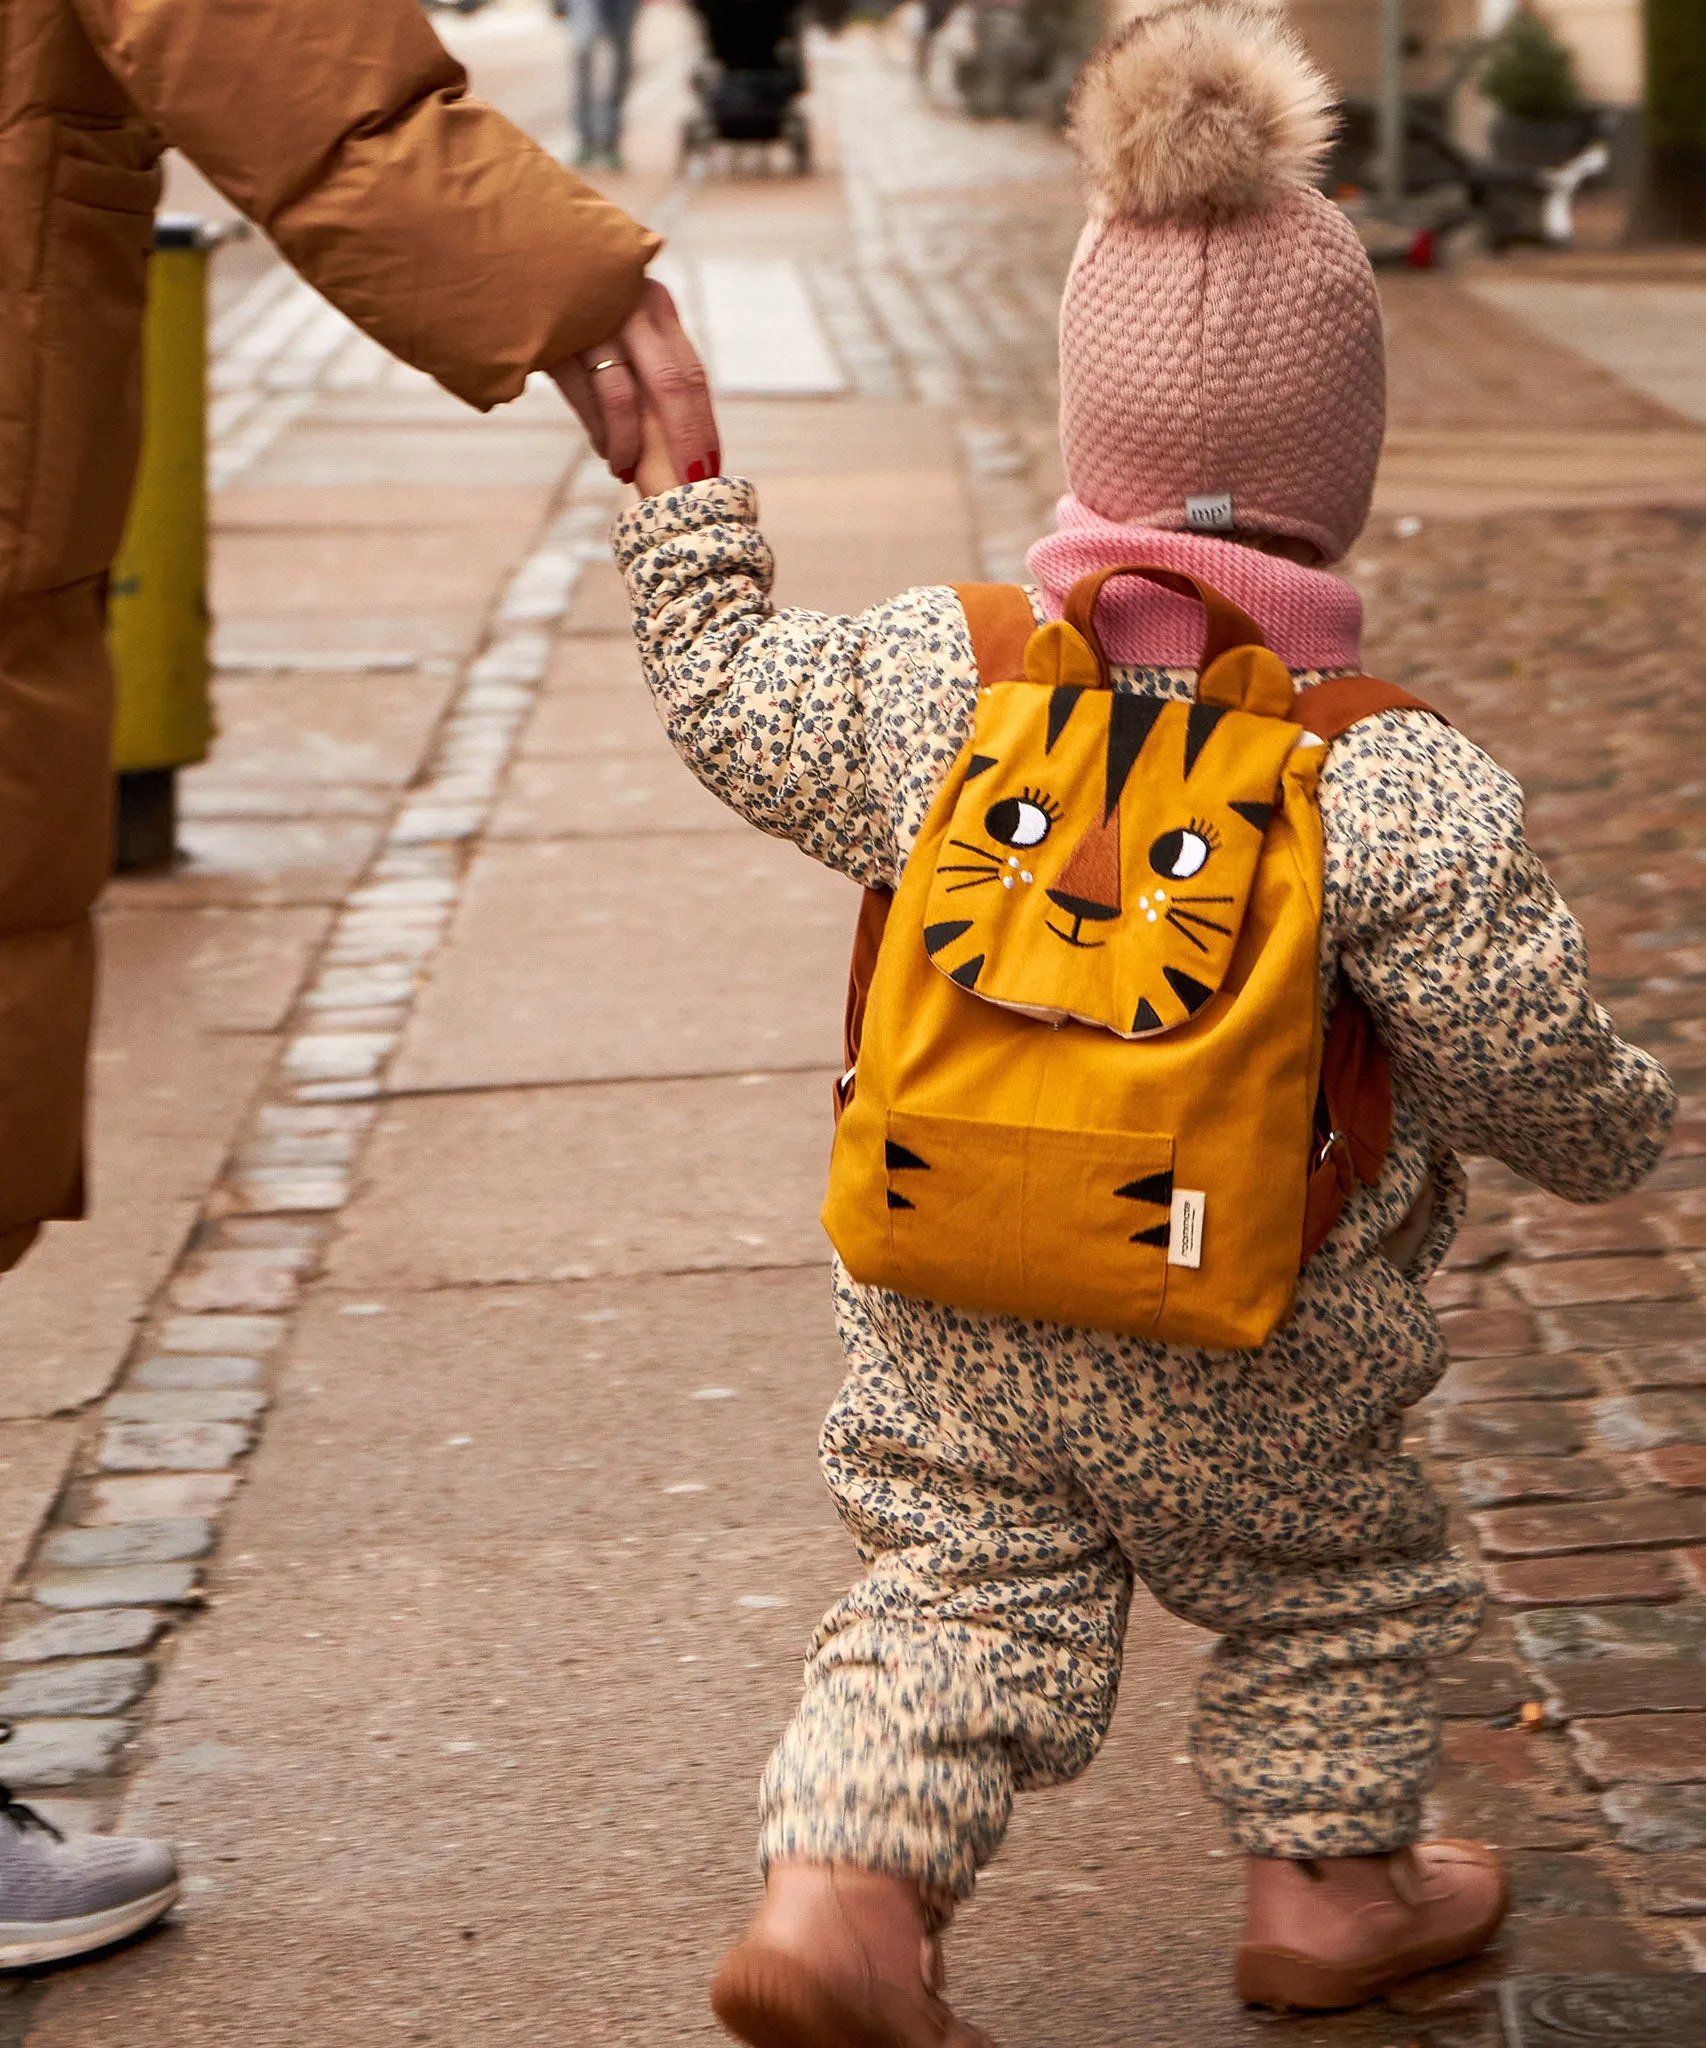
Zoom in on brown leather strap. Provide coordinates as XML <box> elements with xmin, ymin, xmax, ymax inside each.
<box><xmin>1295</xmin><ymin>680</ymin><xmax>1443</xmax><ymax>1259</ymax></box>
<box><xmin>1063</xmin><ymin>565</ymin><xmax>1267</xmax><ymax>685</ymax></box>
<box><xmin>837</xmin><ymin>585</ymin><xmax>1036</xmax><ymax>1123</ymax></box>
<box><xmin>951</xmin><ymin>583</ymin><xmax>1038</xmax><ymax>689</ymax></box>
<box><xmin>1302</xmin><ymin>986</ymin><xmax>1393</xmax><ymax>1263</ymax></box>
<box><xmin>839</xmin><ymin>585</ymin><xmax>1035</xmax><ymax>1121</ymax></box>
<box><xmin>837</xmin><ymin>883</ymin><xmax>893</xmax><ymax>1117</ymax></box>
<box><xmin>1293</xmin><ymin>674</ymin><xmax>1445</xmax><ymax>741</ymax></box>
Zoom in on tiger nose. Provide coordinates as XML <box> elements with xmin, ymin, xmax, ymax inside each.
<box><xmin>1047</xmin><ymin>808</ymin><xmax>1122</xmax><ymax>921</ymax></box>
<box><xmin>1045</xmin><ymin>890</ymin><xmax>1121</xmax><ymax>923</ymax></box>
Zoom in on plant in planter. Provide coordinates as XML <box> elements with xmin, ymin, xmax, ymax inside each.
<box><xmin>1480</xmin><ymin>6</ymin><xmax>1593</xmax><ymax>168</ymax></box>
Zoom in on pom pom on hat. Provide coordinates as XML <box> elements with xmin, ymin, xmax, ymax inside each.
<box><xmin>1057</xmin><ymin>0</ymin><xmax>1384</xmax><ymax>561</ymax></box>
<box><xmin>1069</xmin><ymin>0</ymin><xmax>1336</xmax><ymax>221</ymax></box>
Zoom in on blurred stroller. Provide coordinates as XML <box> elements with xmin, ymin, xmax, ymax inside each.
<box><xmin>683</xmin><ymin>0</ymin><xmax>811</xmax><ymax>175</ymax></box>
<box><xmin>1328</xmin><ymin>94</ymin><xmax>1612</xmax><ymax>259</ymax></box>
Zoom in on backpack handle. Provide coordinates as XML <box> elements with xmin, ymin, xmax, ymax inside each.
<box><xmin>1062</xmin><ymin>565</ymin><xmax>1267</xmax><ymax>685</ymax></box>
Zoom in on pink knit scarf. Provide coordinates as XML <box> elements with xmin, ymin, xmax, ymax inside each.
<box><xmin>1026</xmin><ymin>498</ymin><xmax>1364</xmax><ymax>673</ymax></box>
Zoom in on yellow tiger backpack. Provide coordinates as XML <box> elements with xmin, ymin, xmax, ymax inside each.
<box><xmin>822</xmin><ymin>564</ymin><xmax>1438</xmax><ymax>1352</ymax></box>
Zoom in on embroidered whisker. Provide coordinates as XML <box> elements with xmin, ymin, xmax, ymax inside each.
<box><xmin>1169</xmin><ymin>908</ymin><xmax>1233</xmax><ymax>936</ymax></box>
<box><xmin>944</xmin><ymin>874</ymin><xmax>1000</xmax><ymax>894</ymax></box>
<box><xmin>948</xmin><ymin>839</ymin><xmax>1002</xmax><ymax>865</ymax></box>
<box><xmin>1164</xmin><ymin>911</ymin><xmax>1211</xmax><ymax>952</ymax></box>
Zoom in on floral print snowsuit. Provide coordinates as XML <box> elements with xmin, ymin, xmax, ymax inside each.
<box><xmin>615</xmin><ymin>479</ymin><xmax>1673</xmax><ymax>1898</ymax></box>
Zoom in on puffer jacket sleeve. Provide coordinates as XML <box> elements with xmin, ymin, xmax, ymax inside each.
<box><xmin>614</xmin><ymin>478</ymin><xmax>979</xmax><ymax>888</ymax></box>
<box><xmin>72</xmin><ymin>0</ymin><xmax>658</xmax><ymax>408</ymax></box>
<box><xmin>1321</xmin><ymin>709</ymin><xmax>1675</xmax><ymax>1203</ymax></box>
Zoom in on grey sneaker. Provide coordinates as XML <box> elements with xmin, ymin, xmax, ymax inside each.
<box><xmin>0</xmin><ymin>1774</ymin><xmax>178</xmax><ymax>1969</ymax></box>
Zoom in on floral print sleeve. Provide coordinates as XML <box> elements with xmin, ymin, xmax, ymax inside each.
<box><xmin>1319</xmin><ymin>711</ymin><xmax>1674</xmax><ymax>1201</ymax></box>
<box><xmin>613</xmin><ymin>478</ymin><xmax>977</xmax><ymax>889</ymax></box>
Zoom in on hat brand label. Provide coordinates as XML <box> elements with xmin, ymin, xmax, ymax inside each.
<box><xmin>1185</xmin><ymin>493</ymin><xmax>1235</xmax><ymax>532</ymax></box>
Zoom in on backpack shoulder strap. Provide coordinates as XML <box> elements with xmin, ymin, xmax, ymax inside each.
<box><xmin>951</xmin><ymin>582</ymin><xmax>1037</xmax><ymax>688</ymax></box>
<box><xmin>1294</xmin><ymin>677</ymin><xmax>1446</xmax><ymax>1262</ymax></box>
<box><xmin>1293</xmin><ymin>674</ymin><xmax>1447</xmax><ymax>742</ymax></box>
<box><xmin>1302</xmin><ymin>985</ymin><xmax>1392</xmax><ymax>1263</ymax></box>
<box><xmin>836</xmin><ymin>584</ymin><xmax>1036</xmax><ymax>1121</ymax></box>
<box><xmin>837</xmin><ymin>884</ymin><xmax>892</xmax><ymax>1118</ymax></box>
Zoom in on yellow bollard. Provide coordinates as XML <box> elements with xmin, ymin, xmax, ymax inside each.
<box><xmin>108</xmin><ymin>214</ymin><xmax>225</xmax><ymax>871</ymax></box>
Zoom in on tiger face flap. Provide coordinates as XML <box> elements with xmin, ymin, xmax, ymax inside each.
<box><xmin>921</xmin><ymin>680</ymin><xmax>1300</xmax><ymax>1038</ymax></box>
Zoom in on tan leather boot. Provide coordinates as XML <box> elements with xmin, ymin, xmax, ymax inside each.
<box><xmin>710</xmin><ymin>1860</ymin><xmax>997</xmax><ymax>2048</ymax></box>
<box><xmin>1235</xmin><ymin>1841</ymin><xmax>1509</xmax><ymax>2011</ymax></box>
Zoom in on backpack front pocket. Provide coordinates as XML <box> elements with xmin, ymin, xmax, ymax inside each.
<box><xmin>877</xmin><ymin>1108</ymin><xmax>1175</xmax><ymax>1336</ymax></box>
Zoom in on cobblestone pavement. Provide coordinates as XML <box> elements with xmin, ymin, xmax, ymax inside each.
<box><xmin>1353</xmin><ymin>509</ymin><xmax>1706</xmax><ymax>2030</ymax></box>
<box><xmin>2</xmin><ymin>6</ymin><xmax>1705</xmax><ymax>2045</ymax></box>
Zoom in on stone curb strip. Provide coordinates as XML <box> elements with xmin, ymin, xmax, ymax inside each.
<box><xmin>0</xmin><ymin>452</ymin><xmax>621</xmax><ymax>1836</ymax></box>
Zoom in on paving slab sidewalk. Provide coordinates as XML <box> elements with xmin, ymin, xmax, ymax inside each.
<box><xmin>7</xmin><ymin>10</ymin><xmax>1706</xmax><ymax>2047</ymax></box>
<box><xmin>0</xmin><ymin>7</ymin><xmax>598</xmax><ymax>2028</ymax></box>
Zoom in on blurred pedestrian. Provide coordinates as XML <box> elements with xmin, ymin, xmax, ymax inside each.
<box><xmin>569</xmin><ymin>0</ymin><xmax>641</xmax><ymax>169</ymax></box>
<box><xmin>614</xmin><ymin>4</ymin><xmax>1674</xmax><ymax>2041</ymax></box>
<box><xmin>0</xmin><ymin>0</ymin><xmax>710</xmax><ymax>1967</ymax></box>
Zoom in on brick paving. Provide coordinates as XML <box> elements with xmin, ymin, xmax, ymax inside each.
<box><xmin>1335</xmin><ymin>502</ymin><xmax>1706</xmax><ymax>2001</ymax></box>
<box><xmin>1</xmin><ymin>7</ymin><xmax>1703</xmax><ymax>2043</ymax></box>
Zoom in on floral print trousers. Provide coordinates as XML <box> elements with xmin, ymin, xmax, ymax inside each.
<box><xmin>757</xmin><ymin>1259</ymin><xmax>1484</xmax><ymax>1901</ymax></box>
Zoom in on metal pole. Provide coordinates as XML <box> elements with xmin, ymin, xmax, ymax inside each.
<box><xmin>1378</xmin><ymin>0</ymin><xmax>1406</xmax><ymax>207</ymax></box>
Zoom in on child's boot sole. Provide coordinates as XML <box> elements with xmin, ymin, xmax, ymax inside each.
<box><xmin>711</xmin><ymin>1943</ymin><xmax>909</xmax><ymax>2048</ymax></box>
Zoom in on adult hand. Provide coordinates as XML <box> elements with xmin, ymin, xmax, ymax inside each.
<box><xmin>550</xmin><ymin>278</ymin><xmax>717</xmax><ymax>487</ymax></box>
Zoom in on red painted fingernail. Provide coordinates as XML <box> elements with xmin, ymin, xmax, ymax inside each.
<box><xmin>686</xmin><ymin>460</ymin><xmax>707</xmax><ymax>484</ymax></box>
<box><xmin>618</xmin><ymin>466</ymin><xmax>636</xmax><ymax>485</ymax></box>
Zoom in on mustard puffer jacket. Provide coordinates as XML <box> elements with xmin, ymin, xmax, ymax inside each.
<box><xmin>0</xmin><ymin>0</ymin><xmax>659</xmax><ymax>1268</ymax></box>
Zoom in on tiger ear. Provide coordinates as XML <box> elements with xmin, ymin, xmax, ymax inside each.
<box><xmin>1024</xmin><ymin>622</ymin><xmax>1102</xmax><ymax>692</ymax></box>
<box><xmin>1198</xmin><ymin>645</ymin><xmax>1295</xmax><ymax>718</ymax></box>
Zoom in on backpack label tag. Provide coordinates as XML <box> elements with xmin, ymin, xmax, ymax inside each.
<box><xmin>1168</xmin><ymin>1190</ymin><xmax>1206</xmax><ymax>1269</ymax></box>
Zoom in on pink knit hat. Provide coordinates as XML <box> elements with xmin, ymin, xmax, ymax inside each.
<box><xmin>1059</xmin><ymin>0</ymin><xmax>1384</xmax><ymax>565</ymax></box>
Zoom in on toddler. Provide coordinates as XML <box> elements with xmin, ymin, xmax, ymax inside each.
<box><xmin>615</xmin><ymin>3</ymin><xmax>1674</xmax><ymax>2039</ymax></box>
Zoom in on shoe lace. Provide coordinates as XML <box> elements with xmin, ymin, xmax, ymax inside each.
<box><xmin>0</xmin><ymin>1725</ymin><xmax>64</xmax><ymax>1843</ymax></box>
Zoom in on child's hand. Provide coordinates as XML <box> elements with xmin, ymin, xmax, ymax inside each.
<box><xmin>633</xmin><ymin>401</ymin><xmax>679</xmax><ymax>500</ymax></box>
<box><xmin>633</xmin><ymin>387</ymin><xmax>722</xmax><ymax>500</ymax></box>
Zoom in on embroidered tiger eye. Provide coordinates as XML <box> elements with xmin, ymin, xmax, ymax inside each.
<box><xmin>1149</xmin><ymin>827</ymin><xmax>1213</xmax><ymax>879</ymax></box>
